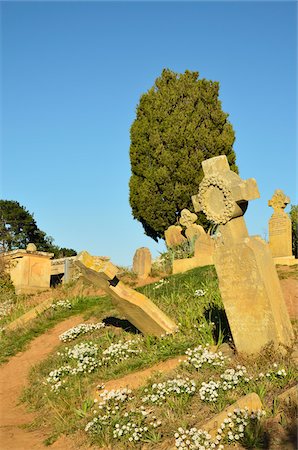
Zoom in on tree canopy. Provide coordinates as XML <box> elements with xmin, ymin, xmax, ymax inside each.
<box><xmin>0</xmin><ymin>200</ymin><xmax>76</xmax><ymax>258</ymax></box>
<box><xmin>129</xmin><ymin>69</ymin><xmax>237</xmax><ymax>241</ymax></box>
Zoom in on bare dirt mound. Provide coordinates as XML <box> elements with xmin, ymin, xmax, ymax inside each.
<box><xmin>0</xmin><ymin>315</ymin><xmax>84</xmax><ymax>450</ymax></box>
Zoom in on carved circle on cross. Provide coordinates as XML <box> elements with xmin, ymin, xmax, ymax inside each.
<box><xmin>198</xmin><ymin>175</ymin><xmax>235</xmax><ymax>224</ymax></box>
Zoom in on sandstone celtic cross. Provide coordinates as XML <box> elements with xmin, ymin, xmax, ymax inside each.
<box><xmin>192</xmin><ymin>156</ymin><xmax>294</xmax><ymax>354</ymax></box>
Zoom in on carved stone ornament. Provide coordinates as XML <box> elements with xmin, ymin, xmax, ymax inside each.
<box><xmin>198</xmin><ymin>175</ymin><xmax>234</xmax><ymax>224</ymax></box>
<box><xmin>179</xmin><ymin>209</ymin><xmax>198</xmax><ymax>228</ymax></box>
<box><xmin>268</xmin><ymin>189</ymin><xmax>290</xmax><ymax>213</ymax></box>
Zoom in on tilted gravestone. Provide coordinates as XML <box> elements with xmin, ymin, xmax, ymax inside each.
<box><xmin>133</xmin><ymin>247</ymin><xmax>152</xmax><ymax>280</ymax></box>
<box><xmin>268</xmin><ymin>190</ymin><xmax>293</xmax><ymax>259</ymax></box>
<box><xmin>172</xmin><ymin>208</ymin><xmax>214</xmax><ymax>274</ymax></box>
<box><xmin>75</xmin><ymin>251</ymin><xmax>177</xmax><ymax>337</ymax></box>
<box><xmin>191</xmin><ymin>155</ymin><xmax>294</xmax><ymax>354</ymax></box>
<box><xmin>164</xmin><ymin>225</ymin><xmax>187</xmax><ymax>248</ymax></box>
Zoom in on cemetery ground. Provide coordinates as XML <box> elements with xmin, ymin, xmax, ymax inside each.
<box><xmin>0</xmin><ymin>265</ymin><xmax>297</xmax><ymax>449</ymax></box>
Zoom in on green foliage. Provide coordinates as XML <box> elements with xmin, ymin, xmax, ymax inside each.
<box><xmin>0</xmin><ymin>200</ymin><xmax>76</xmax><ymax>257</ymax></box>
<box><xmin>289</xmin><ymin>204</ymin><xmax>298</xmax><ymax>258</ymax></box>
<box><xmin>129</xmin><ymin>68</ymin><xmax>237</xmax><ymax>241</ymax></box>
<box><xmin>0</xmin><ymin>295</ymin><xmax>112</xmax><ymax>365</ymax></box>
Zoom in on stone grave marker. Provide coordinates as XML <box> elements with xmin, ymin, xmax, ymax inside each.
<box><xmin>268</xmin><ymin>190</ymin><xmax>294</xmax><ymax>263</ymax></box>
<box><xmin>132</xmin><ymin>247</ymin><xmax>152</xmax><ymax>280</ymax></box>
<box><xmin>4</xmin><ymin>243</ymin><xmax>54</xmax><ymax>294</ymax></box>
<box><xmin>179</xmin><ymin>208</ymin><xmax>205</xmax><ymax>242</ymax></box>
<box><xmin>164</xmin><ymin>225</ymin><xmax>187</xmax><ymax>248</ymax></box>
<box><xmin>191</xmin><ymin>155</ymin><xmax>294</xmax><ymax>354</ymax></box>
<box><xmin>75</xmin><ymin>251</ymin><xmax>178</xmax><ymax>337</ymax></box>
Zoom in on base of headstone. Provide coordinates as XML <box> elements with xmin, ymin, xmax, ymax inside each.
<box><xmin>214</xmin><ymin>236</ymin><xmax>294</xmax><ymax>354</ymax></box>
<box><xmin>172</xmin><ymin>255</ymin><xmax>213</xmax><ymax>274</ymax></box>
<box><xmin>274</xmin><ymin>256</ymin><xmax>298</xmax><ymax>266</ymax></box>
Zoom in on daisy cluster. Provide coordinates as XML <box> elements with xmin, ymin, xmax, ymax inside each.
<box><xmin>174</xmin><ymin>407</ymin><xmax>266</xmax><ymax>449</ymax></box>
<box><xmin>85</xmin><ymin>388</ymin><xmax>161</xmax><ymax>443</ymax></box>
<box><xmin>221</xmin><ymin>366</ymin><xmax>249</xmax><ymax>390</ymax></box>
<box><xmin>47</xmin><ymin>341</ymin><xmax>99</xmax><ymax>391</ymax></box>
<box><xmin>85</xmin><ymin>387</ymin><xmax>134</xmax><ymax>433</ymax></box>
<box><xmin>101</xmin><ymin>338</ymin><xmax>141</xmax><ymax>365</ymax></box>
<box><xmin>199</xmin><ymin>366</ymin><xmax>249</xmax><ymax>402</ymax></box>
<box><xmin>112</xmin><ymin>409</ymin><xmax>162</xmax><ymax>442</ymax></box>
<box><xmin>220</xmin><ymin>408</ymin><xmax>266</xmax><ymax>444</ymax></box>
<box><xmin>153</xmin><ymin>279</ymin><xmax>169</xmax><ymax>290</ymax></box>
<box><xmin>51</xmin><ymin>299</ymin><xmax>72</xmax><ymax>310</ymax></box>
<box><xmin>174</xmin><ymin>427</ymin><xmax>221</xmax><ymax>450</ymax></box>
<box><xmin>59</xmin><ymin>322</ymin><xmax>106</xmax><ymax>342</ymax></box>
<box><xmin>142</xmin><ymin>376</ymin><xmax>196</xmax><ymax>405</ymax></box>
<box><xmin>184</xmin><ymin>345</ymin><xmax>227</xmax><ymax>370</ymax></box>
<box><xmin>0</xmin><ymin>300</ymin><xmax>14</xmax><ymax>318</ymax></box>
<box><xmin>194</xmin><ymin>289</ymin><xmax>206</xmax><ymax>297</ymax></box>
<box><xmin>255</xmin><ymin>363</ymin><xmax>287</xmax><ymax>381</ymax></box>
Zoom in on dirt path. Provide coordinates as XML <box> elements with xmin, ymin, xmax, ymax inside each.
<box><xmin>0</xmin><ymin>315</ymin><xmax>84</xmax><ymax>450</ymax></box>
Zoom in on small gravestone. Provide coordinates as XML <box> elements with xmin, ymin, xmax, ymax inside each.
<box><xmin>268</xmin><ymin>190</ymin><xmax>293</xmax><ymax>260</ymax></box>
<box><xmin>164</xmin><ymin>225</ymin><xmax>187</xmax><ymax>248</ymax></box>
<box><xmin>194</xmin><ymin>233</ymin><xmax>215</xmax><ymax>258</ymax></box>
<box><xmin>133</xmin><ymin>247</ymin><xmax>152</xmax><ymax>280</ymax></box>
<box><xmin>75</xmin><ymin>251</ymin><xmax>177</xmax><ymax>337</ymax></box>
<box><xmin>172</xmin><ymin>209</ymin><xmax>215</xmax><ymax>274</ymax></box>
<box><xmin>192</xmin><ymin>155</ymin><xmax>294</xmax><ymax>354</ymax></box>
<box><xmin>179</xmin><ymin>208</ymin><xmax>205</xmax><ymax>242</ymax></box>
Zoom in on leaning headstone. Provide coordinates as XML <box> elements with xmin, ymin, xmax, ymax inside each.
<box><xmin>133</xmin><ymin>247</ymin><xmax>152</xmax><ymax>280</ymax></box>
<box><xmin>75</xmin><ymin>251</ymin><xmax>178</xmax><ymax>337</ymax></box>
<box><xmin>268</xmin><ymin>190</ymin><xmax>295</xmax><ymax>265</ymax></box>
<box><xmin>194</xmin><ymin>233</ymin><xmax>215</xmax><ymax>258</ymax></box>
<box><xmin>192</xmin><ymin>155</ymin><xmax>294</xmax><ymax>354</ymax></box>
<box><xmin>164</xmin><ymin>225</ymin><xmax>187</xmax><ymax>248</ymax></box>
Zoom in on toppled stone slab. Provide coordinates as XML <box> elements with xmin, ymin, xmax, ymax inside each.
<box><xmin>200</xmin><ymin>393</ymin><xmax>263</xmax><ymax>438</ymax></box>
<box><xmin>277</xmin><ymin>385</ymin><xmax>297</xmax><ymax>406</ymax></box>
<box><xmin>75</xmin><ymin>251</ymin><xmax>178</xmax><ymax>337</ymax></box>
<box><xmin>93</xmin><ymin>355</ymin><xmax>187</xmax><ymax>397</ymax></box>
<box><xmin>4</xmin><ymin>297</ymin><xmax>54</xmax><ymax>332</ymax></box>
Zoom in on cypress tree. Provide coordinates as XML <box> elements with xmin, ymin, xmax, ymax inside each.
<box><xmin>129</xmin><ymin>69</ymin><xmax>237</xmax><ymax>241</ymax></box>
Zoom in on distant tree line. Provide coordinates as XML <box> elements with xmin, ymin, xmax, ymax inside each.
<box><xmin>0</xmin><ymin>200</ymin><xmax>77</xmax><ymax>258</ymax></box>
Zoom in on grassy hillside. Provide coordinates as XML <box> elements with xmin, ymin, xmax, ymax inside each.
<box><xmin>14</xmin><ymin>266</ymin><xmax>297</xmax><ymax>449</ymax></box>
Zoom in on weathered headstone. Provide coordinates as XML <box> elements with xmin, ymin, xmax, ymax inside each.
<box><xmin>268</xmin><ymin>190</ymin><xmax>293</xmax><ymax>259</ymax></box>
<box><xmin>179</xmin><ymin>208</ymin><xmax>198</xmax><ymax>228</ymax></box>
<box><xmin>180</xmin><ymin>208</ymin><xmax>204</xmax><ymax>241</ymax></box>
<box><xmin>164</xmin><ymin>225</ymin><xmax>187</xmax><ymax>248</ymax></box>
<box><xmin>185</xmin><ymin>223</ymin><xmax>205</xmax><ymax>241</ymax></box>
<box><xmin>192</xmin><ymin>155</ymin><xmax>294</xmax><ymax>354</ymax></box>
<box><xmin>172</xmin><ymin>209</ymin><xmax>215</xmax><ymax>274</ymax></box>
<box><xmin>194</xmin><ymin>233</ymin><xmax>215</xmax><ymax>258</ymax></box>
<box><xmin>75</xmin><ymin>251</ymin><xmax>178</xmax><ymax>337</ymax></box>
<box><xmin>133</xmin><ymin>247</ymin><xmax>152</xmax><ymax>279</ymax></box>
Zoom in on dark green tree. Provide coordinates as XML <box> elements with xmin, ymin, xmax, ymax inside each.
<box><xmin>290</xmin><ymin>204</ymin><xmax>298</xmax><ymax>258</ymax></box>
<box><xmin>0</xmin><ymin>200</ymin><xmax>76</xmax><ymax>257</ymax></box>
<box><xmin>129</xmin><ymin>69</ymin><xmax>237</xmax><ymax>241</ymax></box>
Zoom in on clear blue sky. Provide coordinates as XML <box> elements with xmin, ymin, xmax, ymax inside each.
<box><xmin>1</xmin><ymin>1</ymin><xmax>297</xmax><ymax>266</ymax></box>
